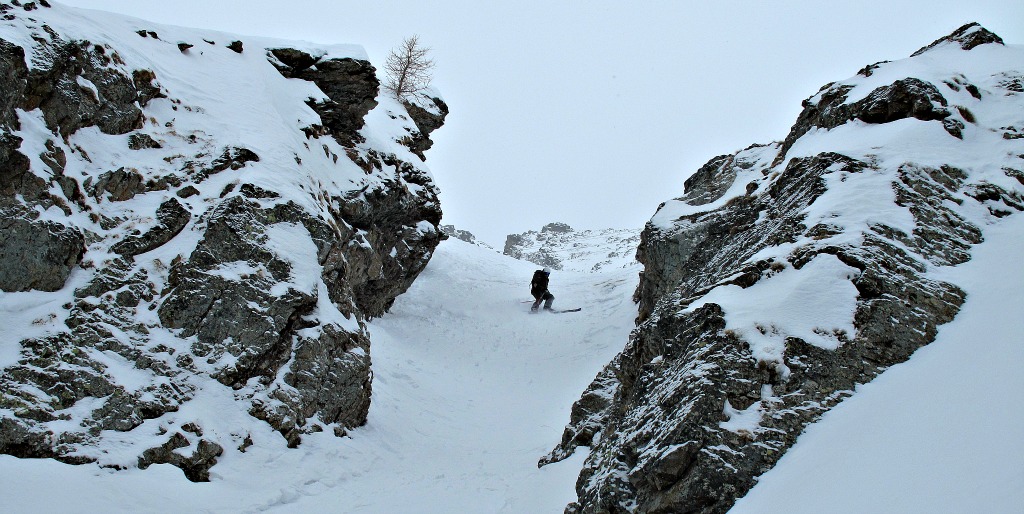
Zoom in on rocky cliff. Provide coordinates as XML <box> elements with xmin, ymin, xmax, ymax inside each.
<box><xmin>439</xmin><ymin>223</ymin><xmax>497</xmax><ymax>251</ymax></box>
<box><xmin>0</xmin><ymin>2</ymin><xmax>445</xmax><ymax>481</ymax></box>
<box><xmin>504</xmin><ymin>222</ymin><xmax>640</xmax><ymax>272</ymax></box>
<box><xmin>544</xmin><ymin>23</ymin><xmax>1023</xmax><ymax>513</ymax></box>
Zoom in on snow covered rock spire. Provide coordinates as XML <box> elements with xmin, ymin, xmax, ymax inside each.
<box><xmin>0</xmin><ymin>2</ymin><xmax>445</xmax><ymax>481</ymax></box>
<box><xmin>911</xmin><ymin>21</ymin><xmax>1004</xmax><ymax>56</ymax></box>
<box><xmin>544</xmin><ymin>23</ymin><xmax>1024</xmax><ymax>513</ymax></box>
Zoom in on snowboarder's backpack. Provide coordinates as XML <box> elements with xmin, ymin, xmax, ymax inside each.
<box><xmin>531</xmin><ymin>269</ymin><xmax>549</xmax><ymax>296</ymax></box>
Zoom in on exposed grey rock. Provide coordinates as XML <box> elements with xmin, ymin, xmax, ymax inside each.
<box><xmin>680</xmin><ymin>154</ymin><xmax>736</xmax><ymax>206</ymax></box>
<box><xmin>542</xmin><ymin>222</ymin><xmax>572</xmax><ymax>234</ymax></box>
<box><xmin>128</xmin><ymin>132</ymin><xmax>161</xmax><ymax>150</ymax></box>
<box><xmin>0</xmin><ymin>41</ymin><xmax>36</xmax><ymax>200</ymax></box>
<box><xmin>138</xmin><ymin>432</ymin><xmax>223</xmax><ymax>482</ymax></box>
<box><xmin>401</xmin><ymin>96</ymin><xmax>449</xmax><ymax>159</ymax></box>
<box><xmin>776</xmin><ymin>77</ymin><xmax>965</xmax><ymax>164</ymax></box>
<box><xmin>176</xmin><ymin>185</ymin><xmax>199</xmax><ymax>198</ymax></box>
<box><xmin>283</xmin><ymin>324</ymin><xmax>372</xmax><ymax>429</ymax></box>
<box><xmin>549</xmin><ymin>150</ymin><xmax>979</xmax><ymax>514</ymax></box>
<box><xmin>440</xmin><ymin>224</ymin><xmax>476</xmax><ymax>244</ymax></box>
<box><xmin>0</xmin><ymin>205</ymin><xmax>84</xmax><ymax>291</ymax></box>
<box><xmin>0</xmin><ymin>12</ymin><xmax>446</xmax><ymax>483</ymax></box>
<box><xmin>268</xmin><ymin>48</ymin><xmax>379</xmax><ymax>145</ymax></box>
<box><xmin>20</xmin><ymin>33</ymin><xmax>145</xmax><ymax>137</ymax></box>
<box><xmin>158</xmin><ymin>197</ymin><xmax>317</xmax><ymax>387</ymax></box>
<box><xmin>111</xmin><ymin>197</ymin><xmax>191</xmax><ymax>256</ymax></box>
<box><xmin>0</xmin><ymin>132</ymin><xmax>35</xmax><ymax>197</ymax></box>
<box><xmin>131</xmin><ymin>69</ymin><xmax>165</xmax><ymax>107</ymax></box>
<box><xmin>0</xmin><ymin>39</ymin><xmax>28</xmax><ymax>130</ymax></box>
<box><xmin>86</xmin><ymin>167</ymin><xmax>145</xmax><ymax>202</ymax></box>
<box><xmin>546</xmin><ymin>24</ymin><xmax>1017</xmax><ymax>514</ymax></box>
<box><xmin>505</xmin><ymin>222</ymin><xmax>641</xmax><ymax>272</ymax></box>
<box><xmin>201</xmin><ymin>146</ymin><xmax>259</xmax><ymax>178</ymax></box>
<box><xmin>912</xmin><ymin>22</ymin><xmax>1004</xmax><ymax>57</ymax></box>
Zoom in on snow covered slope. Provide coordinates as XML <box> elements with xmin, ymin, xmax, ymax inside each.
<box><xmin>731</xmin><ymin>212</ymin><xmax>1024</xmax><ymax>514</ymax></box>
<box><xmin>0</xmin><ymin>238</ymin><xmax>641</xmax><ymax>512</ymax></box>
<box><xmin>0</xmin><ymin>0</ymin><xmax>445</xmax><ymax>480</ymax></box>
<box><xmin>546</xmin><ymin>23</ymin><xmax>1024</xmax><ymax>513</ymax></box>
<box><xmin>504</xmin><ymin>222</ymin><xmax>640</xmax><ymax>272</ymax></box>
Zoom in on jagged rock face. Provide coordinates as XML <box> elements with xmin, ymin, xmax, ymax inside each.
<box><xmin>777</xmin><ymin>77</ymin><xmax>968</xmax><ymax>163</ymax></box>
<box><xmin>774</xmin><ymin>23</ymin><xmax>1004</xmax><ymax>165</ymax></box>
<box><xmin>0</xmin><ymin>203</ymin><xmax>85</xmax><ymax>291</ymax></box>
<box><xmin>0</xmin><ymin>3</ymin><xmax>444</xmax><ymax>482</ymax></box>
<box><xmin>438</xmin><ymin>223</ymin><xmax>478</xmax><ymax>244</ymax></box>
<box><xmin>546</xmin><ymin>24</ymin><xmax>1023</xmax><ymax>513</ymax></box>
<box><xmin>268</xmin><ymin>48</ymin><xmax>378</xmax><ymax>145</ymax></box>
<box><xmin>20</xmin><ymin>30</ymin><xmax>145</xmax><ymax>138</ymax></box>
<box><xmin>504</xmin><ymin>222</ymin><xmax>640</xmax><ymax>272</ymax></box>
<box><xmin>911</xmin><ymin>21</ymin><xmax>1004</xmax><ymax>56</ymax></box>
<box><xmin>440</xmin><ymin>224</ymin><xmax>501</xmax><ymax>252</ymax></box>
<box><xmin>401</xmin><ymin>95</ymin><xmax>449</xmax><ymax>159</ymax></box>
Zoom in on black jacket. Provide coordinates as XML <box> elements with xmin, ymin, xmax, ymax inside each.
<box><xmin>530</xmin><ymin>270</ymin><xmax>549</xmax><ymax>297</ymax></box>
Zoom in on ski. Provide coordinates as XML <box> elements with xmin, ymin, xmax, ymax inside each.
<box><xmin>528</xmin><ymin>307</ymin><xmax>581</xmax><ymax>314</ymax></box>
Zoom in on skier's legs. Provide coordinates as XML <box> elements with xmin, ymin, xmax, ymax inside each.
<box><xmin>543</xmin><ymin>292</ymin><xmax>554</xmax><ymax>310</ymax></box>
<box><xmin>531</xmin><ymin>295</ymin><xmax>541</xmax><ymax>312</ymax></box>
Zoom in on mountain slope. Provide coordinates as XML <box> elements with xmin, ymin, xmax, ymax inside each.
<box><xmin>545</xmin><ymin>23</ymin><xmax>1024</xmax><ymax>513</ymax></box>
<box><xmin>731</xmin><ymin>212</ymin><xmax>1024</xmax><ymax>514</ymax></box>
<box><xmin>0</xmin><ymin>1</ymin><xmax>445</xmax><ymax>480</ymax></box>
<box><xmin>504</xmin><ymin>222</ymin><xmax>640</xmax><ymax>272</ymax></box>
<box><xmin>0</xmin><ymin>238</ymin><xmax>641</xmax><ymax>512</ymax></box>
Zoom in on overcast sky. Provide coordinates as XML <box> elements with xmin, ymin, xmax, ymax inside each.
<box><xmin>59</xmin><ymin>0</ymin><xmax>1024</xmax><ymax>247</ymax></box>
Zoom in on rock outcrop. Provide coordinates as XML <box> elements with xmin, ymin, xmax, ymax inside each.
<box><xmin>0</xmin><ymin>2</ymin><xmax>444</xmax><ymax>482</ymax></box>
<box><xmin>544</xmin><ymin>23</ymin><xmax>1023</xmax><ymax>513</ymax></box>
<box><xmin>504</xmin><ymin>222</ymin><xmax>640</xmax><ymax>272</ymax></box>
<box><xmin>0</xmin><ymin>203</ymin><xmax>85</xmax><ymax>291</ymax></box>
<box><xmin>401</xmin><ymin>95</ymin><xmax>449</xmax><ymax>159</ymax></box>
<box><xmin>268</xmin><ymin>47</ymin><xmax>379</xmax><ymax>145</ymax></box>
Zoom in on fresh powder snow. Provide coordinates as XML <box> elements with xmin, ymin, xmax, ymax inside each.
<box><xmin>730</xmin><ymin>212</ymin><xmax>1024</xmax><ymax>514</ymax></box>
<box><xmin>1</xmin><ymin>4</ymin><xmax>1022</xmax><ymax>513</ymax></box>
<box><xmin>0</xmin><ymin>238</ymin><xmax>641</xmax><ymax>512</ymax></box>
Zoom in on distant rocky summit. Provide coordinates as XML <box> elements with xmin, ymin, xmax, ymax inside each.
<box><xmin>544</xmin><ymin>23</ymin><xmax>1023</xmax><ymax>513</ymax></box>
<box><xmin>0</xmin><ymin>2</ymin><xmax>445</xmax><ymax>481</ymax></box>
<box><xmin>504</xmin><ymin>222</ymin><xmax>640</xmax><ymax>272</ymax></box>
<box><xmin>439</xmin><ymin>224</ymin><xmax>495</xmax><ymax>251</ymax></box>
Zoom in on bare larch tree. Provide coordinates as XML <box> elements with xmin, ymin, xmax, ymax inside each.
<box><xmin>384</xmin><ymin>35</ymin><xmax>435</xmax><ymax>100</ymax></box>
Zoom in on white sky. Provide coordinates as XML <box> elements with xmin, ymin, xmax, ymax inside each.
<box><xmin>57</xmin><ymin>0</ymin><xmax>1024</xmax><ymax>247</ymax></box>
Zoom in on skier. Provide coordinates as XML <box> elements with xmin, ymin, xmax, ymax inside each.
<box><xmin>530</xmin><ymin>267</ymin><xmax>554</xmax><ymax>312</ymax></box>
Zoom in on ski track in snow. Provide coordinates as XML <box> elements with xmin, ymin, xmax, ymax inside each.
<box><xmin>0</xmin><ymin>240</ymin><xmax>639</xmax><ymax>513</ymax></box>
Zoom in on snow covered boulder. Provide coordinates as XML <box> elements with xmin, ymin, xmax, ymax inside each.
<box><xmin>546</xmin><ymin>23</ymin><xmax>1024</xmax><ymax>513</ymax></box>
<box><xmin>0</xmin><ymin>203</ymin><xmax>85</xmax><ymax>291</ymax></box>
<box><xmin>0</xmin><ymin>2</ymin><xmax>445</xmax><ymax>481</ymax></box>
